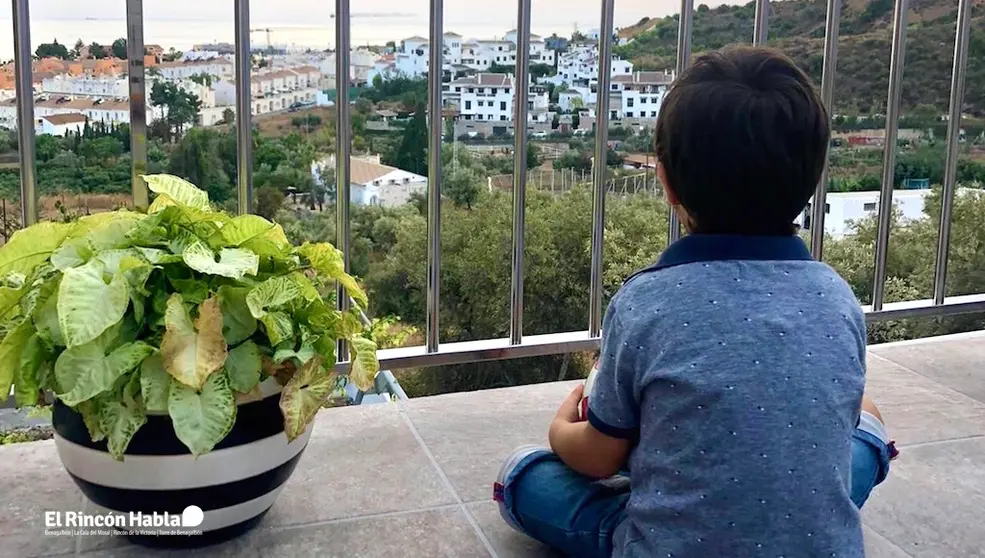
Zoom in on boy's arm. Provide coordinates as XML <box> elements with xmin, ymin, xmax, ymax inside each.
<box><xmin>549</xmin><ymin>384</ymin><xmax>631</xmax><ymax>479</ymax></box>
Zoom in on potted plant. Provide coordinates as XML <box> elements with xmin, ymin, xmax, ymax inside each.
<box><xmin>0</xmin><ymin>175</ymin><xmax>379</xmax><ymax>547</ymax></box>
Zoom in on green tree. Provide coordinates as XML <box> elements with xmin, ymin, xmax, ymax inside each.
<box><xmin>111</xmin><ymin>38</ymin><xmax>128</xmax><ymax>59</ymax></box>
<box><xmin>526</xmin><ymin>143</ymin><xmax>541</xmax><ymax>169</ymax></box>
<box><xmin>88</xmin><ymin>42</ymin><xmax>106</xmax><ymax>59</ymax></box>
<box><xmin>385</xmin><ymin>105</ymin><xmax>428</xmax><ymax>175</ymax></box>
<box><xmin>255</xmin><ymin>186</ymin><xmax>284</xmax><ymax>220</ymax></box>
<box><xmin>162</xmin><ymin>47</ymin><xmax>183</xmax><ymax>62</ymax></box>
<box><xmin>443</xmin><ymin>166</ymin><xmax>481</xmax><ymax>209</ymax></box>
<box><xmin>167</xmin><ymin>128</ymin><xmax>234</xmax><ymax>203</ymax></box>
<box><xmin>221</xmin><ymin>108</ymin><xmax>235</xmax><ymax>124</ymax></box>
<box><xmin>72</xmin><ymin>39</ymin><xmax>84</xmax><ymax>58</ymax></box>
<box><xmin>35</xmin><ymin>40</ymin><xmax>70</xmax><ymax>59</ymax></box>
<box><xmin>572</xmin><ymin>112</ymin><xmax>581</xmax><ymax>129</ymax></box>
<box><xmin>150</xmin><ymin>82</ymin><xmax>202</xmax><ymax>141</ymax></box>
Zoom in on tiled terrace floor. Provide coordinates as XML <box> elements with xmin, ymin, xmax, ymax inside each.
<box><xmin>3</xmin><ymin>332</ymin><xmax>985</xmax><ymax>557</ymax></box>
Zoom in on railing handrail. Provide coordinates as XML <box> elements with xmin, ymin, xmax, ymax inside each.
<box><xmin>6</xmin><ymin>0</ymin><xmax>982</xmax><ymax>373</ymax></box>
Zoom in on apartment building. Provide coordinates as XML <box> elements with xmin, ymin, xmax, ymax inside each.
<box><xmin>546</xmin><ymin>44</ymin><xmax>633</xmax><ymax>86</ymax></box>
<box><xmin>154</xmin><ymin>58</ymin><xmax>234</xmax><ymax>81</ymax></box>
<box><xmin>213</xmin><ymin>66</ymin><xmax>320</xmax><ymax>117</ymax></box>
<box><xmin>0</xmin><ymin>96</ymin><xmax>130</xmax><ymax>129</ymax></box>
<box><xmin>41</xmin><ymin>74</ymin><xmax>129</xmax><ymax>99</ymax></box>
<box><xmin>443</xmin><ymin>73</ymin><xmax>550</xmax><ymax>123</ymax></box>
<box><xmin>614</xmin><ymin>71</ymin><xmax>674</xmax><ymax>120</ymax></box>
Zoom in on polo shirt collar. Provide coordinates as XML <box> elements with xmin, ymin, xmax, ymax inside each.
<box><xmin>654</xmin><ymin>234</ymin><xmax>813</xmax><ymax>271</ymax></box>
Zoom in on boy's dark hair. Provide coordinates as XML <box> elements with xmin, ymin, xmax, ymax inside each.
<box><xmin>655</xmin><ymin>47</ymin><xmax>830</xmax><ymax>236</ymax></box>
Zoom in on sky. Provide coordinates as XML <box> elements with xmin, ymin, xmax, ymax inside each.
<box><xmin>0</xmin><ymin>0</ymin><xmax>750</xmax><ymax>61</ymax></box>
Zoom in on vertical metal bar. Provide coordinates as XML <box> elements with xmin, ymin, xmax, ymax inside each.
<box><xmin>933</xmin><ymin>0</ymin><xmax>972</xmax><ymax>306</ymax></box>
<box><xmin>12</xmin><ymin>0</ymin><xmax>37</xmax><ymax>226</ymax></box>
<box><xmin>589</xmin><ymin>0</ymin><xmax>615</xmax><ymax>338</ymax></box>
<box><xmin>425</xmin><ymin>0</ymin><xmax>444</xmax><ymax>352</ymax></box>
<box><xmin>667</xmin><ymin>0</ymin><xmax>693</xmax><ymax>244</ymax></box>
<box><xmin>509</xmin><ymin>0</ymin><xmax>532</xmax><ymax>345</ymax></box>
<box><xmin>809</xmin><ymin>0</ymin><xmax>842</xmax><ymax>259</ymax></box>
<box><xmin>871</xmin><ymin>0</ymin><xmax>909</xmax><ymax>311</ymax></box>
<box><xmin>753</xmin><ymin>0</ymin><xmax>770</xmax><ymax>46</ymax></box>
<box><xmin>234</xmin><ymin>0</ymin><xmax>253</xmax><ymax>215</ymax></box>
<box><xmin>126</xmin><ymin>0</ymin><xmax>149</xmax><ymax>211</ymax></box>
<box><xmin>336</xmin><ymin>0</ymin><xmax>352</xmax><ymax>359</ymax></box>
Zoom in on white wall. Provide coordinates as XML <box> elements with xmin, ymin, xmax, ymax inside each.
<box><xmin>797</xmin><ymin>190</ymin><xmax>932</xmax><ymax>238</ymax></box>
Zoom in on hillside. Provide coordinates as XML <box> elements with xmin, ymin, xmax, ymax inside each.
<box><xmin>616</xmin><ymin>0</ymin><xmax>985</xmax><ymax>115</ymax></box>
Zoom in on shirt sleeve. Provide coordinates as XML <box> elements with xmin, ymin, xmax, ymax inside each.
<box><xmin>586</xmin><ymin>297</ymin><xmax>640</xmax><ymax>440</ymax></box>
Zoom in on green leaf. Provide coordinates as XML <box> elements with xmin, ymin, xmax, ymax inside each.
<box><xmin>217</xmin><ymin>286</ymin><xmax>257</xmax><ymax>345</ymax></box>
<box><xmin>14</xmin><ymin>334</ymin><xmax>46</xmax><ymax>407</ymax></box>
<box><xmin>210</xmin><ymin>214</ymin><xmax>288</xmax><ymax>248</ymax></box>
<box><xmin>168</xmin><ymin>370</ymin><xmax>237</xmax><ymax>456</ymax></box>
<box><xmin>226</xmin><ymin>340</ymin><xmax>262</xmax><ymax>393</ymax></box>
<box><xmin>260</xmin><ymin>311</ymin><xmax>294</xmax><ymax>346</ymax></box>
<box><xmin>143</xmin><ymin>174</ymin><xmax>212</xmax><ymax>212</ymax></box>
<box><xmin>139</xmin><ymin>354</ymin><xmax>170</xmax><ymax>412</ymax></box>
<box><xmin>55</xmin><ymin>341</ymin><xmax>156</xmax><ymax>407</ymax></box>
<box><xmin>0</xmin><ymin>319</ymin><xmax>34</xmax><ymax>402</ymax></box>
<box><xmin>288</xmin><ymin>272</ymin><xmax>321</xmax><ymax>302</ymax></box>
<box><xmin>0</xmin><ymin>221</ymin><xmax>72</xmax><ymax>278</ymax></box>
<box><xmin>57</xmin><ymin>260</ymin><xmax>130</xmax><ymax>348</ymax></box>
<box><xmin>348</xmin><ymin>336</ymin><xmax>379</xmax><ymax>392</ymax></box>
<box><xmin>33</xmin><ymin>287</ymin><xmax>64</xmax><ymax>346</ymax></box>
<box><xmin>182</xmin><ymin>239</ymin><xmax>259</xmax><ymax>280</ymax></box>
<box><xmin>160</xmin><ymin>295</ymin><xmax>228</xmax><ymax>390</ymax></box>
<box><xmin>135</xmin><ymin>247</ymin><xmax>182</xmax><ymax>264</ymax></box>
<box><xmin>279</xmin><ymin>357</ymin><xmax>338</xmax><ymax>442</ymax></box>
<box><xmin>85</xmin><ymin>214</ymin><xmax>142</xmax><ymax>252</ymax></box>
<box><xmin>273</xmin><ymin>325</ymin><xmax>317</xmax><ymax>365</ymax></box>
<box><xmin>51</xmin><ymin>237</ymin><xmax>93</xmax><ymax>271</ymax></box>
<box><xmin>0</xmin><ymin>285</ymin><xmax>25</xmax><ymax>321</ymax></box>
<box><xmin>246</xmin><ymin>276</ymin><xmax>301</xmax><ymax>319</ymax></box>
<box><xmin>77</xmin><ymin>399</ymin><xmax>106</xmax><ymax>442</ymax></box>
<box><xmin>297</xmin><ymin>242</ymin><xmax>368</xmax><ymax>308</ymax></box>
<box><xmin>99</xmin><ymin>398</ymin><xmax>147</xmax><ymax>461</ymax></box>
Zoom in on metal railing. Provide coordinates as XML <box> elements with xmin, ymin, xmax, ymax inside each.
<box><xmin>7</xmin><ymin>0</ymin><xmax>985</xmax><ymax>375</ymax></box>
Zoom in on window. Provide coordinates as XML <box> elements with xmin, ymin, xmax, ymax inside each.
<box><xmin>863</xmin><ymin>202</ymin><xmax>877</xmax><ymax>211</ymax></box>
<box><xmin>403</xmin><ymin>177</ymin><xmax>410</xmax><ymax>184</ymax></box>
<box><xmin>373</xmin><ymin>180</ymin><xmax>381</xmax><ymax>186</ymax></box>
<box><xmin>826</xmin><ymin>203</ymin><xmax>831</xmax><ymax>213</ymax></box>
<box><xmin>477</xmin><ymin>100</ymin><xmax>483</xmax><ymax>107</ymax></box>
<box><xmin>465</xmin><ymin>100</ymin><xmax>472</xmax><ymax>109</ymax></box>
<box><xmin>651</xmin><ymin>111</ymin><xmax>657</xmax><ymax>117</ymax></box>
<box><xmin>611</xmin><ymin>84</ymin><xmax>618</xmax><ymax>90</ymax></box>
<box><xmin>501</xmin><ymin>101</ymin><xmax>507</xmax><ymax>110</ymax></box>
<box><xmin>491</xmin><ymin>88</ymin><xmax>497</xmax><ymax>94</ymax></box>
<box><xmin>627</xmin><ymin>98</ymin><xmax>634</xmax><ymax>107</ymax></box>
<box><xmin>500</xmin><ymin>115</ymin><xmax>507</xmax><ymax>121</ymax></box>
<box><xmin>389</xmin><ymin>179</ymin><xmax>397</xmax><ymax>185</ymax></box>
<box><xmin>640</xmin><ymin>97</ymin><xmax>647</xmax><ymax>104</ymax></box>
<box><xmin>469</xmin><ymin>88</ymin><xmax>475</xmax><ymax>93</ymax></box>
<box><xmin>627</xmin><ymin>112</ymin><xmax>634</xmax><ymax>118</ymax></box>
<box><xmin>455</xmin><ymin>87</ymin><xmax>461</xmax><ymax>92</ymax></box>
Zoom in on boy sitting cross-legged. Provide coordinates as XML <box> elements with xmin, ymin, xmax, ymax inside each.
<box><xmin>493</xmin><ymin>46</ymin><xmax>895</xmax><ymax>558</ymax></box>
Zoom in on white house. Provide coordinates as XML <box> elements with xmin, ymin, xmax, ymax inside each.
<box><xmin>41</xmin><ymin>75</ymin><xmax>128</xmax><ymax>99</ymax></box>
<box><xmin>547</xmin><ymin>44</ymin><xmax>633</xmax><ymax>86</ymax></box>
<box><xmin>797</xmin><ymin>189</ymin><xmax>937</xmax><ymax>238</ymax></box>
<box><xmin>443</xmin><ymin>73</ymin><xmax>550</xmax><ymax>123</ymax></box>
<box><xmin>613</xmin><ymin>71</ymin><xmax>674</xmax><ymax>120</ymax></box>
<box><xmin>213</xmin><ymin>66</ymin><xmax>320</xmax><ymax>117</ymax></box>
<box><xmin>155</xmin><ymin>58</ymin><xmax>235</xmax><ymax>81</ymax></box>
<box><xmin>36</xmin><ymin>113</ymin><xmax>87</xmax><ymax>136</ymax></box>
<box><xmin>0</xmin><ymin>96</ymin><xmax>132</xmax><ymax>129</ymax></box>
<box><xmin>313</xmin><ymin>156</ymin><xmax>427</xmax><ymax>207</ymax></box>
<box><xmin>503</xmin><ymin>31</ymin><xmax>557</xmax><ymax>67</ymax></box>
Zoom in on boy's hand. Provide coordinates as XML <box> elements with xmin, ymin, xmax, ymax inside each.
<box><xmin>548</xmin><ymin>383</ymin><xmax>630</xmax><ymax>479</ymax></box>
<box><xmin>553</xmin><ymin>384</ymin><xmax>584</xmax><ymax>425</ymax></box>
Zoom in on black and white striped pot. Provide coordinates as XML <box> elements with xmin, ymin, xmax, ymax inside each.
<box><xmin>52</xmin><ymin>379</ymin><xmax>310</xmax><ymax>548</ymax></box>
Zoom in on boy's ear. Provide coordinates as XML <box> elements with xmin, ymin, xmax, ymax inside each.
<box><xmin>657</xmin><ymin>162</ymin><xmax>680</xmax><ymax>206</ymax></box>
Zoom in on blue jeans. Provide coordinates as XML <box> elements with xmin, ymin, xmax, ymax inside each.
<box><xmin>496</xmin><ymin>426</ymin><xmax>892</xmax><ymax>558</ymax></box>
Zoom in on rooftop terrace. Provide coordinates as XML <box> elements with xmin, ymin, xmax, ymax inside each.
<box><xmin>2</xmin><ymin>331</ymin><xmax>983</xmax><ymax>558</ymax></box>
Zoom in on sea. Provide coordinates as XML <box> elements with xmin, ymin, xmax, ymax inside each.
<box><xmin>0</xmin><ymin>0</ymin><xmax>736</xmax><ymax>61</ymax></box>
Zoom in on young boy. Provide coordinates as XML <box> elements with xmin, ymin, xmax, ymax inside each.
<box><xmin>493</xmin><ymin>47</ymin><xmax>896</xmax><ymax>558</ymax></box>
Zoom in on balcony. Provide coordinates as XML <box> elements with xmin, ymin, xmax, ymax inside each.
<box><xmin>2</xmin><ymin>332</ymin><xmax>984</xmax><ymax>557</ymax></box>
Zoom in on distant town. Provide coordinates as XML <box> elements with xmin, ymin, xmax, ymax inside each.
<box><xmin>0</xmin><ymin>30</ymin><xmax>673</xmax><ymax>137</ymax></box>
